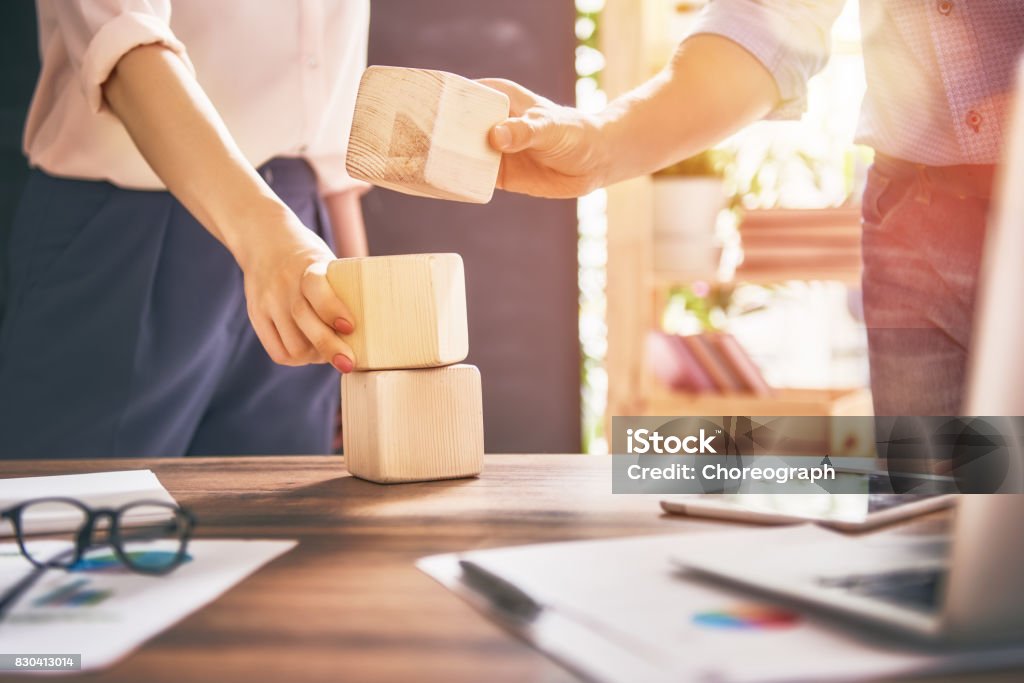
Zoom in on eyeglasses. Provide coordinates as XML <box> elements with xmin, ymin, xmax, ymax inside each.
<box><xmin>0</xmin><ymin>498</ymin><xmax>196</xmax><ymax>618</ymax></box>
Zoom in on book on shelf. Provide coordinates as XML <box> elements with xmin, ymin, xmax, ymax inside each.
<box><xmin>646</xmin><ymin>331</ymin><xmax>773</xmax><ymax>396</ymax></box>
<box><xmin>644</xmin><ymin>331</ymin><xmax>715</xmax><ymax>393</ymax></box>
<box><xmin>679</xmin><ymin>334</ymin><xmax>744</xmax><ymax>393</ymax></box>
<box><xmin>708</xmin><ymin>333</ymin><xmax>773</xmax><ymax>397</ymax></box>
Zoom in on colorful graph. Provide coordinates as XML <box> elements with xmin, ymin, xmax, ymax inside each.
<box><xmin>692</xmin><ymin>604</ymin><xmax>800</xmax><ymax>630</ymax></box>
<box><xmin>32</xmin><ymin>579</ymin><xmax>112</xmax><ymax>608</ymax></box>
<box><xmin>69</xmin><ymin>550</ymin><xmax>191</xmax><ymax>573</ymax></box>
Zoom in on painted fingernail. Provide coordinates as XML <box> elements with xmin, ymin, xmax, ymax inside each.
<box><xmin>332</xmin><ymin>354</ymin><xmax>355</xmax><ymax>373</ymax></box>
<box><xmin>334</xmin><ymin>317</ymin><xmax>354</xmax><ymax>334</ymax></box>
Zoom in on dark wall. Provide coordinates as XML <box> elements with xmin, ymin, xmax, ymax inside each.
<box><xmin>0</xmin><ymin>1</ymin><xmax>39</xmax><ymax>323</ymax></box>
<box><xmin>364</xmin><ymin>1</ymin><xmax>580</xmax><ymax>453</ymax></box>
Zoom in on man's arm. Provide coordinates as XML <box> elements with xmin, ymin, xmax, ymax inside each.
<box><xmin>485</xmin><ymin>35</ymin><xmax>778</xmax><ymax>198</ymax></box>
<box><xmin>104</xmin><ymin>44</ymin><xmax>356</xmax><ymax>371</ymax></box>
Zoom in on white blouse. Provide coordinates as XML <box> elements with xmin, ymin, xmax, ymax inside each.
<box><xmin>26</xmin><ymin>0</ymin><xmax>370</xmax><ymax>194</ymax></box>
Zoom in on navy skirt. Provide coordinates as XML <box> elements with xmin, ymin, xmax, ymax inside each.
<box><xmin>0</xmin><ymin>158</ymin><xmax>339</xmax><ymax>458</ymax></box>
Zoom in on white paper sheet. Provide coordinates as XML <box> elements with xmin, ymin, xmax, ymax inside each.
<box><xmin>0</xmin><ymin>470</ymin><xmax>178</xmax><ymax>536</ymax></box>
<box><xmin>418</xmin><ymin>528</ymin><xmax>1024</xmax><ymax>683</ymax></box>
<box><xmin>0</xmin><ymin>539</ymin><xmax>295</xmax><ymax>671</ymax></box>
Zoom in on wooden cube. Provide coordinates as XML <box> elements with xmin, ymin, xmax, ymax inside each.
<box><xmin>327</xmin><ymin>254</ymin><xmax>468</xmax><ymax>371</ymax></box>
<box><xmin>345</xmin><ymin>65</ymin><xmax>510</xmax><ymax>204</ymax></box>
<box><xmin>342</xmin><ymin>364</ymin><xmax>484</xmax><ymax>483</ymax></box>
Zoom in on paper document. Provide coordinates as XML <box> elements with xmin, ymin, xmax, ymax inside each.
<box><xmin>0</xmin><ymin>470</ymin><xmax>178</xmax><ymax>536</ymax></box>
<box><xmin>419</xmin><ymin>529</ymin><xmax>1024</xmax><ymax>683</ymax></box>
<box><xmin>0</xmin><ymin>539</ymin><xmax>295</xmax><ymax>671</ymax></box>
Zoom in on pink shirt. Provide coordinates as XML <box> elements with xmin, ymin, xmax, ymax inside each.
<box><xmin>26</xmin><ymin>0</ymin><xmax>370</xmax><ymax>194</ymax></box>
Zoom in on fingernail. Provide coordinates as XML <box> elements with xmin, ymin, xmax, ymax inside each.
<box><xmin>332</xmin><ymin>354</ymin><xmax>355</xmax><ymax>373</ymax></box>
<box><xmin>334</xmin><ymin>317</ymin><xmax>354</xmax><ymax>334</ymax></box>
<box><xmin>492</xmin><ymin>124</ymin><xmax>512</xmax><ymax>150</ymax></box>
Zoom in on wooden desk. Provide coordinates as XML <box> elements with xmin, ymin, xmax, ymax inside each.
<box><xmin>0</xmin><ymin>456</ymin><xmax>1018</xmax><ymax>683</ymax></box>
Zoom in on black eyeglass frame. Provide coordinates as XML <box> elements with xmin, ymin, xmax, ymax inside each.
<box><xmin>0</xmin><ymin>497</ymin><xmax>196</xmax><ymax>575</ymax></box>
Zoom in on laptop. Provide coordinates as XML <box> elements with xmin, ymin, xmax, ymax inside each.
<box><xmin>674</xmin><ymin>495</ymin><xmax>1024</xmax><ymax>643</ymax></box>
<box><xmin>673</xmin><ymin>57</ymin><xmax>1024</xmax><ymax>646</ymax></box>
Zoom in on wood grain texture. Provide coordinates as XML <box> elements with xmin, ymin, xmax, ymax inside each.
<box><xmin>346</xmin><ymin>66</ymin><xmax>509</xmax><ymax>204</ymax></box>
<box><xmin>0</xmin><ymin>456</ymin><xmax>1011</xmax><ymax>683</ymax></box>
<box><xmin>327</xmin><ymin>254</ymin><xmax>468</xmax><ymax>370</ymax></box>
<box><xmin>644</xmin><ymin>387</ymin><xmax>874</xmax><ymax>418</ymax></box>
<box><xmin>342</xmin><ymin>364</ymin><xmax>483</xmax><ymax>483</ymax></box>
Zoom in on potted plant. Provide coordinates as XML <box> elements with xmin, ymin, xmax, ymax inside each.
<box><xmin>651</xmin><ymin>149</ymin><xmax>730</xmax><ymax>273</ymax></box>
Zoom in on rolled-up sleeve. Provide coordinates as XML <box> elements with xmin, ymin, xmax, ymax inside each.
<box><xmin>49</xmin><ymin>0</ymin><xmax>195</xmax><ymax>113</ymax></box>
<box><xmin>690</xmin><ymin>0</ymin><xmax>846</xmax><ymax>118</ymax></box>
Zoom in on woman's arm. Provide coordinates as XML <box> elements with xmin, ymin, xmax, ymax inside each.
<box><xmin>485</xmin><ymin>35</ymin><xmax>779</xmax><ymax>198</ymax></box>
<box><xmin>104</xmin><ymin>44</ymin><xmax>356</xmax><ymax>372</ymax></box>
<box><xmin>323</xmin><ymin>189</ymin><xmax>369</xmax><ymax>258</ymax></box>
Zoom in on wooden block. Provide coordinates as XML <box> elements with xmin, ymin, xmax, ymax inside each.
<box><xmin>345</xmin><ymin>65</ymin><xmax>510</xmax><ymax>204</ymax></box>
<box><xmin>342</xmin><ymin>364</ymin><xmax>484</xmax><ymax>483</ymax></box>
<box><xmin>327</xmin><ymin>254</ymin><xmax>468</xmax><ymax>370</ymax></box>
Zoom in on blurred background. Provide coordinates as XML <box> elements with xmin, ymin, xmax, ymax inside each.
<box><xmin>0</xmin><ymin>0</ymin><xmax>874</xmax><ymax>455</ymax></box>
<box><xmin>361</xmin><ymin>0</ymin><xmax>581</xmax><ymax>455</ymax></box>
<box><xmin>362</xmin><ymin>0</ymin><xmax>874</xmax><ymax>454</ymax></box>
<box><xmin>590</xmin><ymin>0</ymin><xmax>873</xmax><ymax>455</ymax></box>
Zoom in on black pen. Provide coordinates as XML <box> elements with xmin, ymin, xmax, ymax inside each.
<box><xmin>458</xmin><ymin>559</ymin><xmax>542</xmax><ymax>622</ymax></box>
<box><xmin>456</xmin><ymin>558</ymin><xmax>674</xmax><ymax>682</ymax></box>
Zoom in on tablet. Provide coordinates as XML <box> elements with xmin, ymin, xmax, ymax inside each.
<box><xmin>660</xmin><ymin>472</ymin><xmax>958</xmax><ymax>531</ymax></box>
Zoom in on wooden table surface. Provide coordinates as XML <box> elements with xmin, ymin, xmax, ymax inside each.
<box><xmin>0</xmin><ymin>456</ymin><xmax>1019</xmax><ymax>683</ymax></box>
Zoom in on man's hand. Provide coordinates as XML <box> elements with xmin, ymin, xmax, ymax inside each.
<box><xmin>482</xmin><ymin>36</ymin><xmax>779</xmax><ymax>200</ymax></box>
<box><xmin>237</xmin><ymin>205</ymin><xmax>357</xmax><ymax>372</ymax></box>
<box><xmin>482</xmin><ymin>78</ymin><xmax>609</xmax><ymax>199</ymax></box>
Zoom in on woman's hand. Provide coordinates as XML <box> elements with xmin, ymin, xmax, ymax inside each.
<box><xmin>481</xmin><ymin>78</ymin><xmax>609</xmax><ymax>199</ymax></box>
<box><xmin>237</xmin><ymin>204</ymin><xmax>357</xmax><ymax>372</ymax></box>
<box><xmin>104</xmin><ymin>45</ymin><xmax>358</xmax><ymax>372</ymax></box>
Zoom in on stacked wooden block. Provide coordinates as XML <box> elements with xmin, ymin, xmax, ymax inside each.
<box><xmin>328</xmin><ymin>254</ymin><xmax>484</xmax><ymax>483</ymax></box>
<box><xmin>345</xmin><ymin>66</ymin><xmax>510</xmax><ymax>204</ymax></box>
<box><xmin>329</xmin><ymin>66</ymin><xmax>503</xmax><ymax>481</ymax></box>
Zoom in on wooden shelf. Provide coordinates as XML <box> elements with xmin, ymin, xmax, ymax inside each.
<box><xmin>651</xmin><ymin>266</ymin><xmax>860</xmax><ymax>288</ymax></box>
<box><xmin>651</xmin><ymin>266</ymin><xmax>862</xmax><ymax>288</ymax></box>
<box><xmin>740</xmin><ymin>207</ymin><xmax>861</xmax><ymax>230</ymax></box>
<box><xmin>737</xmin><ymin>207</ymin><xmax>863</xmax><ymax>285</ymax></box>
<box><xmin>642</xmin><ymin>387</ymin><xmax>873</xmax><ymax>417</ymax></box>
<box><xmin>650</xmin><ymin>208</ymin><xmax>864</xmax><ymax>288</ymax></box>
<box><xmin>650</xmin><ymin>271</ymin><xmax>724</xmax><ymax>287</ymax></box>
<box><xmin>734</xmin><ymin>265</ymin><xmax>863</xmax><ymax>286</ymax></box>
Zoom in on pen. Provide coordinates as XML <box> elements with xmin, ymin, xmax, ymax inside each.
<box><xmin>458</xmin><ymin>560</ymin><xmax>542</xmax><ymax>622</ymax></box>
<box><xmin>456</xmin><ymin>559</ymin><xmax>676</xmax><ymax>682</ymax></box>
<box><xmin>0</xmin><ymin>564</ymin><xmax>46</xmax><ymax>621</ymax></box>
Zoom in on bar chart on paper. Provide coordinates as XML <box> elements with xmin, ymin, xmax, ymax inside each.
<box><xmin>69</xmin><ymin>550</ymin><xmax>192</xmax><ymax>574</ymax></box>
<box><xmin>0</xmin><ymin>539</ymin><xmax>295</xmax><ymax>671</ymax></box>
<box><xmin>32</xmin><ymin>578</ymin><xmax>112</xmax><ymax>608</ymax></box>
<box><xmin>691</xmin><ymin>604</ymin><xmax>801</xmax><ymax>631</ymax></box>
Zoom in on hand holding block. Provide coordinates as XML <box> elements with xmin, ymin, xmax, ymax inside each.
<box><xmin>342</xmin><ymin>364</ymin><xmax>484</xmax><ymax>483</ymax></box>
<box><xmin>327</xmin><ymin>253</ymin><xmax>468</xmax><ymax>370</ymax></box>
<box><xmin>346</xmin><ymin>65</ymin><xmax>510</xmax><ymax>204</ymax></box>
